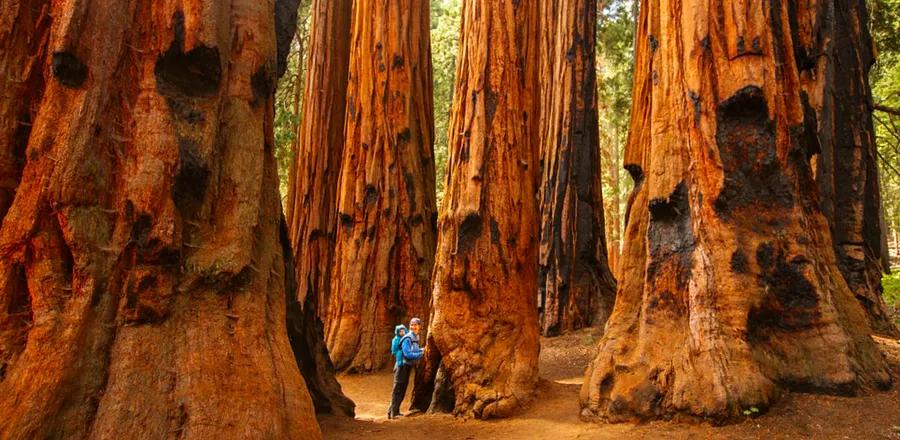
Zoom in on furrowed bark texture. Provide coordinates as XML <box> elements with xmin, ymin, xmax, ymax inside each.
<box><xmin>326</xmin><ymin>0</ymin><xmax>437</xmax><ymax>373</ymax></box>
<box><xmin>580</xmin><ymin>0</ymin><xmax>892</xmax><ymax>423</ymax></box>
<box><xmin>538</xmin><ymin>0</ymin><xmax>617</xmax><ymax>336</ymax></box>
<box><xmin>284</xmin><ymin>0</ymin><xmax>356</xmax><ymax>415</ymax></box>
<box><xmin>413</xmin><ymin>0</ymin><xmax>541</xmax><ymax>419</ymax></box>
<box><xmin>805</xmin><ymin>0</ymin><xmax>898</xmax><ymax>337</ymax></box>
<box><xmin>285</xmin><ymin>0</ymin><xmax>351</xmax><ymax>325</ymax></box>
<box><xmin>0</xmin><ymin>1</ymin><xmax>321</xmax><ymax>438</ymax></box>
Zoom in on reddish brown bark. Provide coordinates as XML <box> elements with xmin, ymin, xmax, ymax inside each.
<box><xmin>284</xmin><ymin>0</ymin><xmax>356</xmax><ymax>415</ymax></box>
<box><xmin>412</xmin><ymin>0</ymin><xmax>541</xmax><ymax>419</ymax></box>
<box><xmin>0</xmin><ymin>1</ymin><xmax>321</xmax><ymax>438</ymax></box>
<box><xmin>285</xmin><ymin>0</ymin><xmax>352</xmax><ymax>325</ymax></box>
<box><xmin>581</xmin><ymin>0</ymin><xmax>891</xmax><ymax>422</ymax></box>
<box><xmin>325</xmin><ymin>0</ymin><xmax>437</xmax><ymax>372</ymax></box>
<box><xmin>538</xmin><ymin>0</ymin><xmax>617</xmax><ymax>336</ymax></box>
<box><xmin>804</xmin><ymin>0</ymin><xmax>898</xmax><ymax>337</ymax></box>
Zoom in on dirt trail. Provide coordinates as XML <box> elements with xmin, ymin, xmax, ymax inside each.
<box><xmin>320</xmin><ymin>330</ymin><xmax>900</xmax><ymax>439</ymax></box>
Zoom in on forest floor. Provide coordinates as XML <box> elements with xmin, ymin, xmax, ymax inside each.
<box><xmin>319</xmin><ymin>328</ymin><xmax>900</xmax><ymax>439</ymax></box>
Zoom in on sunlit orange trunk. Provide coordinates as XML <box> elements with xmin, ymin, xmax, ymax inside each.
<box><xmin>0</xmin><ymin>1</ymin><xmax>320</xmax><ymax>437</ymax></box>
<box><xmin>581</xmin><ymin>0</ymin><xmax>891</xmax><ymax>422</ymax></box>
<box><xmin>323</xmin><ymin>0</ymin><xmax>437</xmax><ymax>373</ymax></box>
<box><xmin>412</xmin><ymin>0</ymin><xmax>541</xmax><ymax>419</ymax></box>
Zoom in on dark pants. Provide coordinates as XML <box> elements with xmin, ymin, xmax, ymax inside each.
<box><xmin>389</xmin><ymin>363</ymin><xmax>413</xmax><ymax>416</ymax></box>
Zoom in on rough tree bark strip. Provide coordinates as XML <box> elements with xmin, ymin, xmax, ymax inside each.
<box><xmin>326</xmin><ymin>0</ymin><xmax>437</xmax><ymax>372</ymax></box>
<box><xmin>285</xmin><ymin>0</ymin><xmax>352</xmax><ymax>325</ymax></box>
<box><xmin>284</xmin><ymin>0</ymin><xmax>356</xmax><ymax>416</ymax></box>
<box><xmin>412</xmin><ymin>0</ymin><xmax>541</xmax><ymax>419</ymax></box>
<box><xmin>0</xmin><ymin>1</ymin><xmax>321</xmax><ymax>438</ymax></box>
<box><xmin>538</xmin><ymin>0</ymin><xmax>617</xmax><ymax>336</ymax></box>
<box><xmin>805</xmin><ymin>0</ymin><xmax>899</xmax><ymax>337</ymax></box>
<box><xmin>580</xmin><ymin>0</ymin><xmax>892</xmax><ymax>423</ymax></box>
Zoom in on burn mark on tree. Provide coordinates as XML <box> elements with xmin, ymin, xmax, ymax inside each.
<box><xmin>364</xmin><ymin>184</ymin><xmax>379</xmax><ymax>205</ymax></box>
<box><xmin>155</xmin><ymin>11</ymin><xmax>222</xmax><ymax>98</ymax></box>
<box><xmin>172</xmin><ymin>139</ymin><xmax>210</xmax><ymax>215</ymax></box>
<box><xmin>747</xmin><ymin>242</ymin><xmax>820</xmax><ymax>339</ymax></box>
<box><xmin>397</xmin><ymin>128</ymin><xmax>411</xmax><ymax>145</ymax></box>
<box><xmin>484</xmin><ymin>88</ymin><xmax>499</xmax><ymax>128</ymax></box>
<box><xmin>797</xmin><ymin>92</ymin><xmax>821</xmax><ymax>159</ymax></box>
<box><xmin>275</xmin><ymin>0</ymin><xmax>301</xmax><ymax>77</ymax></box>
<box><xmin>164</xmin><ymin>98</ymin><xmax>204</xmax><ymax>124</ymax></box>
<box><xmin>457</xmin><ymin>213</ymin><xmax>483</xmax><ymax>254</ymax></box>
<box><xmin>688</xmin><ymin>91</ymin><xmax>701</xmax><ymax>127</ymax></box>
<box><xmin>339</xmin><ymin>212</ymin><xmax>354</xmax><ymax>229</ymax></box>
<box><xmin>403</xmin><ymin>172</ymin><xmax>416</xmax><ymax>212</ymax></box>
<box><xmin>131</xmin><ymin>214</ymin><xmax>152</xmax><ymax>247</ymax></box>
<box><xmin>649</xmin><ymin>35</ymin><xmax>659</xmax><ymax>52</ymax></box>
<box><xmin>251</xmin><ymin>65</ymin><xmax>274</xmax><ymax>106</ymax></box>
<box><xmin>647</xmin><ymin>181</ymin><xmax>694</xmax><ymax>289</ymax></box>
<box><xmin>714</xmin><ymin>86</ymin><xmax>793</xmax><ymax>217</ymax></box>
<box><xmin>392</xmin><ymin>55</ymin><xmax>405</xmax><ymax>69</ymax></box>
<box><xmin>731</xmin><ymin>249</ymin><xmax>749</xmax><ymax>273</ymax></box>
<box><xmin>51</xmin><ymin>51</ymin><xmax>88</xmax><ymax>88</ymax></box>
<box><xmin>122</xmin><ymin>270</ymin><xmax>171</xmax><ymax>324</ymax></box>
<box><xmin>489</xmin><ymin>217</ymin><xmax>501</xmax><ymax>245</ymax></box>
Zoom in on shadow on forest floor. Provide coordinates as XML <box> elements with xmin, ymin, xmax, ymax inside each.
<box><xmin>320</xmin><ymin>330</ymin><xmax>900</xmax><ymax>440</ymax></box>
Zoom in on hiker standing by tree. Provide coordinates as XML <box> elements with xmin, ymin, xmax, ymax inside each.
<box><xmin>388</xmin><ymin>318</ymin><xmax>423</xmax><ymax>419</ymax></box>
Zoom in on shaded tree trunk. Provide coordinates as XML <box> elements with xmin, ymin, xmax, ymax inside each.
<box><xmin>411</xmin><ymin>0</ymin><xmax>540</xmax><ymax>419</ymax></box>
<box><xmin>285</xmin><ymin>0</ymin><xmax>352</xmax><ymax>327</ymax></box>
<box><xmin>0</xmin><ymin>1</ymin><xmax>321</xmax><ymax>438</ymax></box>
<box><xmin>284</xmin><ymin>0</ymin><xmax>356</xmax><ymax>415</ymax></box>
<box><xmin>806</xmin><ymin>0</ymin><xmax>899</xmax><ymax>337</ymax></box>
<box><xmin>325</xmin><ymin>0</ymin><xmax>437</xmax><ymax>372</ymax></box>
<box><xmin>538</xmin><ymin>0</ymin><xmax>617</xmax><ymax>336</ymax></box>
<box><xmin>580</xmin><ymin>0</ymin><xmax>892</xmax><ymax>423</ymax></box>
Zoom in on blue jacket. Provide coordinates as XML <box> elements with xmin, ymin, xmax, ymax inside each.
<box><xmin>391</xmin><ymin>325</ymin><xmax>407</xmax><ymax>368</ymax></box>
<box><xmin>399</xmin><ymin>331</ymin><xmax>423</xmax><ymax>366</ymax></box>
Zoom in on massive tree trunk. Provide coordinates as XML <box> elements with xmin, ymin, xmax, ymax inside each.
<box><xmin>580</xmin><ymin>0</ymin><xmax>892</xmax><ymax>423</ymax></box>
<box><xmin>411</xmin><ymin>0</ymin><xmax>540</xmax><ymax>419</ymax></box>
<box><xmin>806</xmin><ymin>0</ymin><xmax>899</xmax><ymax>337</ymax></box>
<box><xmin>285</xmin><ymin>0</ymin><xmax>351</xmax><ymax>326</ymax></box>
<box><xmin>325</xmin><ymin>0</ymin><xmax>437</xmax><ymax>372</ymax></box>
<box><xmin>0</xmin><ymin>1</ymin><xmax>322</xmax><ymax>438</ymax></box>
<box><xmin>538</xmin><ymin>0</ymin><xmax>617</xmax><ymax>336</ymax></box>
<box><xmin>284</xmin><ymin>0</ymin><xmax>356</xmax><ymax>415</ymax></box>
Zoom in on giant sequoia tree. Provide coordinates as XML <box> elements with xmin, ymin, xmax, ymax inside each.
<box><xmin>0</xmin><ymin>1</ymin><xmax>322</xmax><ymax>438</ymax></box>
<box><xmin>284</xmin><ymin>0</ymin><xmax>356</xmax><ymax>416</ymax></box>
<box><xmin>581</xmin><ymin>0</ymin><xmax>892</xmax><ymax>422</ymax></box>
<box><xmin>285</xmin><ymin>0</ymin><xmax>351</xmax><ymax>324</ymax></box>
<box><xmin>805</xmin><ymin>0</ymin><xmax>899</xmax><ymax>337</ymax></box>
<box><xmin>325</xmin><ymin>0</ymin><xmax>437</xmax><ymax>372</ymax></box>
<box><xmin>412</xmin><ymin>0</ymin><xmax>541</xmax><ymax>419</ymax></box>
<box><xmin>537</xmin><ymin>0</ymin><xmax>617</xmax><ymax>336</ymax></box>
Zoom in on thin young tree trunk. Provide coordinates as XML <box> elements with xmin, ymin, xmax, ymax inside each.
<box><xmin>412</xmin><ymin>0</ymin><xmax>541</xmax><ymax>419</ymax></box>
<box><xmin>0</xmin><ymin>1</ymin><xmax>321</xmax><ymax>438</ymax></box>
<box><xmin>606</xmin><ymin>124</ymin><xmax>623</xmax><ymax>277</ymax></box>
<box><xmin>808</xmin><ymin>0</ymin><xmax>898</xmax><ymax>336</ymax></box>
<box><xmin>538</xmin><ymin>0</ymin><xmax>617</xmax><ymax>336</ymax></box>
<box><xmin>284</xmin><ymin>0</ymin><xmax>356</xmax><ymax>416</ymax></box>
<box><xmin>581</xmin><ymin>0</ymin><xmax>891</xmax><ymax>422</ymax></box>
<box><xmin>325</xmin><ymin>0</ymin><xmax>437</xmax><ymax>373</ymax></box>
